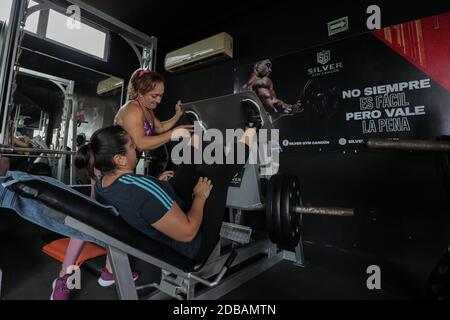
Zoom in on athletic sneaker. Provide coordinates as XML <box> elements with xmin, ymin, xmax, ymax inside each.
<box><xmin>242</xmin><ymin>99</ymin><xmax>263</xmax><ymax>129</ymax></box>
<box><xmin>50</xmin><ymin>274</ymin><xmax>71</xmax><ymax>300</ymax></box>
<box><xmin>97</xmin><ymin>268</ymin><xmax>140</xmax><ymax>287</ymax></box>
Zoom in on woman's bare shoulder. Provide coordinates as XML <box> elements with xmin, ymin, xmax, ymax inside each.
<box><xmin>115</xmin><ymin>101</ymin><xmax>143</xmax><ymax>125</ymax></box>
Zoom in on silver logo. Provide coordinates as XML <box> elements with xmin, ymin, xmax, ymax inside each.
<box><xmin>317</xmin><ymin>50</ymin><xmax>331</xmax><ymax>65</ymax></box>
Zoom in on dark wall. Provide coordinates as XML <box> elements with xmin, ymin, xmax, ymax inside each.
<box><xmin>156</xmin><ymin>0</ymin><xmax>450</xmax><ymax>113</ymax></box>
<box><xmin>154</xmin><ymin>1</ymin><xmax>450</xmax><ymax>294</ymax></box>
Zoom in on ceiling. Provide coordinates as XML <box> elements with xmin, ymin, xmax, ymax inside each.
<box><xmin>77</xmin><ymin>0</ymin><xmax>450</xmax><ymax>40</ymax></box>
<box><xmin>80</xmin><ymin>0</ymin><xmax>273</xmax><ymax>44</ymax></box>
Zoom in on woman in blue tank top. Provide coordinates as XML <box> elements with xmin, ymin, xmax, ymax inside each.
<box><xmin>51</xmin><ymin>70</ymin><xmax>192</xmax><ymax>300</ymax></box>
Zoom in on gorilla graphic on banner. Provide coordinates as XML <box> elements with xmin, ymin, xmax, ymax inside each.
<box><xmin>241</xmin><ymin>59</ymin><xmax>303</xmax><ymax>115</ymax></box>
<box><xmin>240</xmin><ymin>59</ymin><xmax>339</xmax><ymax>122</ymax></box>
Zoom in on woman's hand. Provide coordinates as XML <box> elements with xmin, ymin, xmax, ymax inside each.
<box><xmin>193</xmin><ymin>177</ymin><xmax>213</xmax><ymax>199</ymax></box>
<box><xmin>158</xmin><ymin>171</ymin><xmax>175</xmax><ymax>181</ymax></box>
<box><xmin>171</xmin><ymin>125</ymin><xmax>194</xmax><ymax>140</ymax></box>
<box><xmin>175</xmin><ymin>101</ymin><xmax>183</xmax><ymax>119</ymax></box>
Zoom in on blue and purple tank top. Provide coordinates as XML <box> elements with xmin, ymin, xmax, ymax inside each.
<box><xmin>136</xmin><ymin>99</ymin><xmax>156</xmax><ymax>136</ymax></box>
<box><xmin>143</xmin><ymin>118</ymin><xmax>156</xmax><ymax>136</ymax></box>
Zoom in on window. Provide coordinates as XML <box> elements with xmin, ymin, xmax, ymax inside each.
<box><xmin>24</xmin><ymin>0</ymin><xmax>39</xmax><ymax>33</ymax></box>
<box><xmin>0</xmin><ymin>0</ymin><xmax>13</xmax><ymax>23</ymax></box>
<box><xmin>21</xmin><ymin>2</ymin><xmax>109</xmax><ymax>61</ymax></box>
<box><xmin>45</xmin><ymin>9</ymin><xmax>107</xmax><ymax>60</ymax></box>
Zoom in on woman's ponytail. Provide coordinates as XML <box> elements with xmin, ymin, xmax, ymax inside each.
<box><xmin>75</xmin><ymin>144</ymin><xmax>96</xmax><ymax>180</ymax></box>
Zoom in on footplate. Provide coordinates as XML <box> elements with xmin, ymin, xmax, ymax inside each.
<box><xmin>220</xmin><ymin>222</ymin><xmax>252</xmax><ymax>244</ymax></box>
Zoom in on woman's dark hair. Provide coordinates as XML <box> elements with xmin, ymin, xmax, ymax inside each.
<box><xmin>127</xmin><ymin>69</ymin><xmax>164</xmax><ymax>100</ymax></box>
<box><xmin>75</xmin><ymin>126</ymin><xmax>129</xmax><ymax>179</ymax></box>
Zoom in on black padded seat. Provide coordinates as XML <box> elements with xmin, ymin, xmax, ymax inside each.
<box><xmin>10</xmin><ymin>179</ymin><xmax>198</xmax><ymax>272</ymax></box>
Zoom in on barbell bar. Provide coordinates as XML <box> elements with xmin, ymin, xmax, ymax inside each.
<box><xmin>265</xmin><ymin>174</ymin><xmax>353</xmax><ymax>248</ymax></box>
<box><xmin>294</xmin><ymin>206</ymin><xmax>354</xmax><ymax>217</ymax></box>
<box><xmin>0</xmin><ymin>145</ymin><xmax>76</xmax><ymax>155</ymax></box>
<box><xmin>366</xmin><ymin>138</ymin><xmax>450</xmax><ymax>152</ymax></box>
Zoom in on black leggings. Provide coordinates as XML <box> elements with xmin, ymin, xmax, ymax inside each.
<box><xmin>169</xmin><ymin>143</ymin><xmax>249</xmax><ymax>262</ymax></box>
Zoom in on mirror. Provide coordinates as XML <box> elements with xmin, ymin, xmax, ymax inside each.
<box><xmin>0</xmin><ymin>0</ymin><xmax>13</xmax><ymax>63</ymax></box>
<box><xmin>9</xmin><ymin>71</ymin><xmax>62</xmax><ymax>176</ymax></box>
<box><xmin>7</xmin><ymin>51</ymin><xmax>124</xmax><ymax>184</ymax></box>
<box><xmin>0</xmin><ymin>0</ymin><xmax>14</xmax><ymax>133</ymax></box>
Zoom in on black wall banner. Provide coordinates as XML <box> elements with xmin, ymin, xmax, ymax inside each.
<box><xmin>234</xmin><ymin>13</ymin><xmax>450</xmax><ymax>153</ymax></box>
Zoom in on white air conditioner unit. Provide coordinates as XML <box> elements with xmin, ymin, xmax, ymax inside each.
<box><xmin>97</xmin><ymin>76</ymin><xmax>124</xmax><ymax>95</ymax></box>
<box><xmin>164</xmin><ymin>32</ymin><xmax>233</xmax><ymax>73</ymax></box>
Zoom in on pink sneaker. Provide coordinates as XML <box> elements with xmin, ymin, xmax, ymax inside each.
<box><xmin>97</xmin><ymin>268</ymin><xmax>140</xmax><ymax>287</ymax></box>
<box><xmin>50</xmin><ymin>274</ymin><xmax>72</xmax><ymax>300</ymax></box>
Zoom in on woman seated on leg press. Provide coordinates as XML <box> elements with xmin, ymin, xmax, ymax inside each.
<box><xmin>75</xmin><ymin>124</ymin><xmax>256</xmax><ymax>262</ymax></box>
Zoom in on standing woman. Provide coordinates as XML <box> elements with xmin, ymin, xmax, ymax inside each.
<box><xmin>115</xmin><ymin>69</ymin><xmax>192</xmax><ymax>151</ymax></box>
<box><xmin>51</xmin><ymin>70</ymin><xmax>192</xmax><ymax>300</ymax></box>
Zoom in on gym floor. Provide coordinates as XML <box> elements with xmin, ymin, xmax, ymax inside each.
<box><xmin>0</xmin><ymin>210</ymin><xmax>413</xmax><ymax>300</ymax></box>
